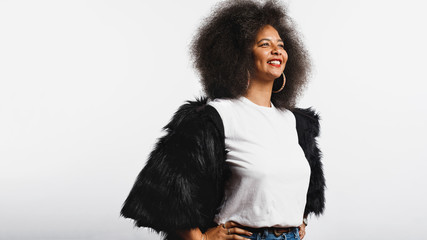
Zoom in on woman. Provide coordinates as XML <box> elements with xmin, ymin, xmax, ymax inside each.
<box><xmin>121</xmin><ymin>1</ymin><xmax>325</xmax><ymax>240</ymax></box>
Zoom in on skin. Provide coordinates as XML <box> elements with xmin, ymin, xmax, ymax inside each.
<box><xmin>244</xmin><ymin>24</ymin><xmax>287</xmax><ymax>107</ymax></box>
<box><xmin>299</xmin><ymin>222</ymin><xmax>306</xmax><ymax>239</ymax></box>
<box><xmin>245</xmin><ymin>24</ymin><xmax>308</xmax><ymax>239</ymax></box>
<box><xmin>177</xmin><ymin>25</ymin><xmax>307</xmax><ymax>240</ymax></box>
<box><xmin>176</xmin><ymin>222</ymin><xmax>252</xmax><ymax>240</ymax></box>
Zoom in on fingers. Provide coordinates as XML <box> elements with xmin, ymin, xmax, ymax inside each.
<box><xmin>224</xmin><ymin>233</ymin><xmax>251</xmax><ymax>240</ymax></box>
<box><xmin>298</xmin><ymin>224</ymin><xmax>306</xmax><ymax>239</ymax></box>
<box><xmin>226</xmin><ymin>235</ymin><xmax>250</xmax><ymax>240</ymax></box>
<box><xmin>221</xmin><ymin>222</ymin><xmax>252</xmax><ymax>239</ymax></box>
<box><xmin>226</xmin><ymin>227</ymin><xmax>252</xmax><ymax>237</ymax></box>
<box><xmin>224</xmin><ymin>221</ymin><xmax>243</xmax><ymax>228</ymax></box>
<box><xmin>224</xmin><ymin>222</ymin><xmax>252</xmax><ymax>236</ymax></box>
<box><xmin>299</xmin><ymin>230</ymin><xmax>306</xmax><ymax>239</ymax></box>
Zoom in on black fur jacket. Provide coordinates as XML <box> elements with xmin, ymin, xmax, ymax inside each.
<box><xmin>121</xmin><ymin>97</ymin><xmax>325</xmax><ymax>240</ymax></box>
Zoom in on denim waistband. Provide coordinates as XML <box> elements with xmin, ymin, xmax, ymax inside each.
<box><xmin>240</xmin><ymin>226</ymin><xmax>300</xmax><ymax>239</ymax></box>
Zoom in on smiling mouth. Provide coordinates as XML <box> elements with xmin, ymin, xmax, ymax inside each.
<box><xmin>267</xmin><ymin>60</ymin><xmax>282</xmax><ymax>66</ymax></box>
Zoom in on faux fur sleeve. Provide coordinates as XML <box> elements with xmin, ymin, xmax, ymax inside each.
<box><xmin>293</xmin><ymin>108</ymin><xmax>326</xmax><ymax>217</ymax></box>
<box><xmin>120</xmin><ymin>98</ymin><xmax>229</xmax><ymax>238</ymax></box>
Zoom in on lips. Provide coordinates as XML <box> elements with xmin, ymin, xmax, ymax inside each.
<box><xmin>267</xmin><ymin>59</ymin><xmax>282</xmax><ymax>67</ymax></box>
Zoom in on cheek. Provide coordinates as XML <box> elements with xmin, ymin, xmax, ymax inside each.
<box><xmin>283</xmin><ymin>51</ymin><xmax>289</xmax><ymax>68</ymax></box>
<box><xmin>253</xmin><ymin>53</ymin><xmax>266</xmax><ymax>70</ymax></box>
<box><xmin>254</xmin><ymin>52</ymin><xmax>267</xmax><ymax>64</ymax></box>
<box><xmin>258</xmin><ymin>52</ymin><xmax>270</xmax><ymax>67</ymax></box>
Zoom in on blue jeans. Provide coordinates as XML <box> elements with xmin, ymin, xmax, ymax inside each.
<box><xmin>240</xmin><ymin>227</ymin><xmax>300</xmax><ymax>240</ymax></box>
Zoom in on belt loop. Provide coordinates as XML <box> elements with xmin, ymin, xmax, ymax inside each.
<box><xmin>273</xmin><ymin>229</ymin><xmax>281</xmax><ymax>237</ymax></box>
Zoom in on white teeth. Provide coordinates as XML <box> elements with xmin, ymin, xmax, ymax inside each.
<box><xmin>268</xmin><ymin>60</ymin><xmax>281</xmax><ymax>65</ymax></box>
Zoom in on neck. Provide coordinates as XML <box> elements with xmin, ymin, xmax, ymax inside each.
<box><xmin>244</xmin><ymin>79</ymin><xmax>273</xmax><ymax>107</ymax></box>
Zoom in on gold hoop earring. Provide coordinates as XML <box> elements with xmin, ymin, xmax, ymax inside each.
<box><xmin>272</xmin><ymin>73</ymin><xmax>286</xmax><ymax>93</ymax></box>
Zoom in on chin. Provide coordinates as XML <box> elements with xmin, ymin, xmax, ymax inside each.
<box><xmin>269</xmin><ymin>69</ymin><xmax>284</xmax><ymax>79</ymax></box>
<box><xmin>257</xmin><ymin>70</ymin><xmax>283</xmax><ymax>81</ymax></box>
<box><xmin>271</xmin><ymin>72</ymin><xmax>283</xmax><ymax>79</ymax></box>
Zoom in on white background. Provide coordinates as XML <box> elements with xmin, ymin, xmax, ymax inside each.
<box><xmin>1</xmin><ymin>0</ymin><xmax>426</xmax><ymax>239</ymax></box>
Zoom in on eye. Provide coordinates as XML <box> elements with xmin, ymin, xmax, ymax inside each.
<box><xmin>259</xmin><ymin>42</ymin><xmax>270</xmax><ymax>47</ymax></box>
<box><xmin>278</xmin><ymin>44</ymin><xmax>285</xmax><ymax>48</ymax></box>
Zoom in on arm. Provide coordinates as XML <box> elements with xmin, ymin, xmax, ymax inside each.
<box><xmin>293</xmin><ymin>108</ymin><xmax>325</xmax><ymax>239</ymax></box>
<box><xmin>120</xmin><ymin>99</ymin><xmax>230</xmax><ymax>237</ymax></box>
<box><xmin>293</xmin><ymin>108</ymin><xmax>326</xmax><ymax>217</ymax></box>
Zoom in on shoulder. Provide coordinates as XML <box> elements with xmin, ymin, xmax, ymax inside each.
<box><xmin>206</xmin><ymin>97</ymin><xmax>236</xmax><ymax>115</ymax></box>
<box><xmin>165</xmin><ymin>97</ymin><xmax>224</xmax><ymax>138</ymax></box>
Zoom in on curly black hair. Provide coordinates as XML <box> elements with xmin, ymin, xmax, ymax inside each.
<box><xmin>191</xmin><ymin>0</ymin><xmax>311</xmax><ymax>110</ymax></box>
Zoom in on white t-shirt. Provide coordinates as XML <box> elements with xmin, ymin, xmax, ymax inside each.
<box><xmin>208</xmin><ymin>96</ymin><xmax>310</xmax><ymax>228</ymax></box>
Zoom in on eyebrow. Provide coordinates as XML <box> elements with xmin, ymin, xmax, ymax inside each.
<box><xmin>257</xmin><ymin>38</ymin><xmax>284</xmax><ymax>44</ymax></box>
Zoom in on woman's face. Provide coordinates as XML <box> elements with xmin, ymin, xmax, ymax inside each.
<box><xmin>251</xmin><ymin>25</ymin><xmax>288</xmax><ymax>82</ymax></box>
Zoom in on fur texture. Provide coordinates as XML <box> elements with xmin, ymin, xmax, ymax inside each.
<box><xmin>293</xmin><ymin>108</ymin><xmax>326</xmax><ymax>216</ymax></box>
<box><xmin>121</xmin><ymin>98</ymin><xmax>325</xmax><ymax>239</ymax></box>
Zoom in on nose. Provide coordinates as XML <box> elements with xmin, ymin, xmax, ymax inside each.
<box><xmin>272</xmin><ymin>46</ymin><xmax>281</xmax><ymax>55</ymax></box>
